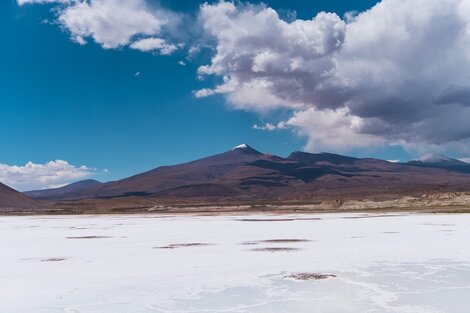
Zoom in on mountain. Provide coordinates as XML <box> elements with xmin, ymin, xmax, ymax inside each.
<box><xmin>28</xmin><ymin>144</ymin><xmax>273</xmax><ymax>200</ymax></box>
<box><xmin>411</xmin><ymin>153</ymin><xmax>466</xmax><ymax>166</ymax></box>
<box><xmin>25</xmin><ymin>145</ymin><xmax>470</xmax><ymax>202</ymax></box>
<box><xmin>25</xmin><ymin>179</ymin><xmax>102</xmax><ymax>200</ymax></box>
<box><xmin>406</xmin><ymin>153</ymin><xmax>470</xmax><ymax>173</ymax></box>
<box><xmin>0</xmin><ymin>182</ymin><xmax>44</xmax><ymax>210</ymax></box>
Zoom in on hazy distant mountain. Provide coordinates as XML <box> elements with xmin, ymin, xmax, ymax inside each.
<box><xmin>25</xmin><ymin>145</ymin><xmax>470</xmax><ymax>202</ymax></box>
<box><xmin>411</xmin><ymin>153</ymin><xmax>466</xmax><ymax>166</ymax></box>
<box><xmin>406</xmin><ymin>153</ymin><xmax>470</xmax><ymax>173</ymax></box>
<box><xmin>25</xmin><ymin>179</ymin><xmax>103</xmax><ymax>200</ymax></box>
<box><xmin>0</xmin><ymin>182</ymin><xmax>44</xmax><ymax>210</ymax></box>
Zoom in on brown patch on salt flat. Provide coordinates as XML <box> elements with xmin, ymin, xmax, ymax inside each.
<box><xmin>237</xmin><ymin>217</ymin><xmax>321</xmax><ymax>222</ymax></box>
<box><xmin>155</xmin><ymin>243</ymin><xmax>213</xmax><ymax>249</ymax></box>
<box><xmin>241</xmin><ymin>239</ymin><xmax>310</xmax><ymax>245</ymax></box>
<box><xmin>240</xmin><ymin>241</ymin><xmax>259</xmax><ymax>246</ymax></box>
<box><xmin>250</xmin><ymin>247</ymin><xmax>300</xmax><ymax>252</ymax></box>
<box><xmin>341</xmin><ymin>214</ymin><xmax>406</xmax><ymax>220</ymax></box>
<box><xmin>41</xmin><ymin>258</ymin><xmax>66</xmax><ymax>262</ymax></box>
<box><xmin>263</xmin><ymin>239</ymin><xmax>310</xmax><ymax>243</ymax></box>
<box><xmin>238</xmin><ymin>218</ymin><xmax>296</xmax><ymax>222</ymax></box>
<box><xmin>66</xmin><ymin>236</ymin><xmax>112</xmax><ymax>239</ymax></box>
<box><xmin>288</xmin><ymin>273</ymin><xmax>337</xmax><ymax>280</ymax></box>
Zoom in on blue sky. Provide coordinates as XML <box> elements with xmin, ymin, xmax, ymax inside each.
<box><xmin>2</xmin><ymin>0</ymin><xmax>470</xmax><ymax>190</ymax></box>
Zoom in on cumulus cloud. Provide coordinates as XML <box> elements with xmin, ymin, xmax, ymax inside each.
<box><xmin>18</xmin><ymin>0</ymin><xmax>72</xmax><ymax>4</ymax></box>
<box><xmin>286</xmin><ymin>108</ymin><xmax>384</xmax><ymax>151</ymax></box>
<box><xmin>20</xmin><ymin>0</ymin><xmax>180</xmax><ymax>53</ymax></box>
<box><xmin>0</xmin><ymin>160</ymin><xmax>104</xmax><ymax>191</ymax></box>
<box><xmin>193</xmin><ymin>88</ymin><xmax>215</xmax><ymax>98</ymax></box>
<box><xmin>130</xmin><ymin>37</ymin><xmax>177</xmax><ymax>55</ymax></box>
<box><xmin>252</xmin><ymin>123</ymin><xmax>277</xmax><ymax>131</ymax></box>
<box><xmin>197</xmin><ymin>0</ymin><xmax>470</xmax><ymax>152</ymax></box>
<box><xmin>197</xmin><ymin>1</ymin><xmax>345</xmax><ymax>111</ymax></box>
<box><xmin>58</xmin><ymin>0</ymin><xmax>168</xmax><ymax>48</ymax></box>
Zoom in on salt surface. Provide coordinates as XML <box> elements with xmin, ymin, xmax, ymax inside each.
<box><xmin>1</xmin><ymin>213</ymin><xmax>470</xmax><ymax>312</ymax></box>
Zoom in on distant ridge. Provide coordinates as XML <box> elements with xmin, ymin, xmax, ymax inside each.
<box><xmin>406</xmin><ymin>153</ymin><xmax>470</xmax><ymax>173</ymax></box>
<box><xmin>25</xmin><ymin>179</ymin><xmax>102</xmax><ymax>200</ymax></box>
<box><xmin>409</xmin><ymin>153</ymin><xmax>466</xmax><ymax>166</ymax></box>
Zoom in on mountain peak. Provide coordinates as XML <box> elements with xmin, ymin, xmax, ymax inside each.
<box><xmin>231</xmin><ymin>144</ymin><xmax>261</xmax><ymax>154</ymax></box>
<box><xmin>415</xmin><ymin>153</ymin><xmax>456</xmax><ymax>163</ymax></box>
<box><xmin>409</xmin><ymin>153</ymin><xmax>467</xmax><ymax>167</ymax></box>
<box><xmin>232</xmin><ymin>144</ymin><xmax>250</xmax><ymax>150</ymax></box>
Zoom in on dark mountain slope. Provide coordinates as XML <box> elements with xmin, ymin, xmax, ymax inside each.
<box><xmin>0</xmin><ymin>182</ymin><xmax>44</xmax><ymax>210</ymax></box>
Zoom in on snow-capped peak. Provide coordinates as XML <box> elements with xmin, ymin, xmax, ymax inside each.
<box><xmin>232</xmin><ymin>144</ymin><xmax>250</xmax><ymax>151</ymax></box>
<box><xmin>415</xmin><ymin>153</ymin><xmax>454</xmax><ymax>163</ymax></box>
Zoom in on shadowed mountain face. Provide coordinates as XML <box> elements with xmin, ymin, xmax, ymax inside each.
<box><xmin>0</xmin><ymin>182</ymin><xmax>44</xmax><ymax>210</ymax></box>
<box><xmin>288</xmin><ymin>151</ymin><xmax>358</xmax><ymax>165</ymax></box>
<box><xmin>24</xmin><ymin>145</ymin><xmax>470</xmax><ymax>201</ymax></box>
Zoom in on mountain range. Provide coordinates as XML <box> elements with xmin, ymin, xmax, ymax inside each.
<box><xmin>21</xmin><ymin>145</ymin><xmax>470</xmax><ymax>205</ymax></box>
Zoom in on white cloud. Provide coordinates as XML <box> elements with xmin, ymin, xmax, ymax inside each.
<box><xmin>193</xmin><ymin>88</ymin><xmax>215</xmax><ymax>98</ymax></box>
<box><xmin>0</xmin><ymin>160</ymin><xmax>103</xmax><ymax>191</ymax></box>
<box><xmin>18</xmin><ymin>0</ymin><xmax>72</xmax><ymax>5</ymax></box>
<box><xmin>130</xmin><ymin>37</ymin><xmax>177</xmax><ymax>55</ymax></box>
<box><xmin>286</xmin><ymin>108</ymin><xmax>384</xmax><ymax>152</ymax></box>
<box><xmin>197</xmin><ymin>0</ymin><xmax>470</xmax><ymax>152</ymax></box>
<box><xmin>21</xmin><ymin>0</ymin><xmax>180</xmax><ymax>52</ymax></box>
<box><xmin>58</xmin><ymin>0</ymin><xmax>168</xmax><ymax>49</ymax></box>
<box><xmin>458</xmin><ymin>158</ymin><xmax>470</xmax><ymax>163</ymax></box>
<box><xmin>387</xmin><ymin>160</ymin><xmax>400</xmax><ymax>163</ymax></box>
<box><xmin>197</xmin><ymin>1</ymin><xmax>345</xmax><ymax>112</ymax></box>
<box><xmin>252</xmin><ymin>123</ymin><xmax>277</xmax><ymax>131</ymax></box>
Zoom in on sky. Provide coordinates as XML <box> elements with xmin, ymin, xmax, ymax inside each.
<box><xmin>2</xmin><ymin>0</ymin><xmax>470</xmax><ymax>191</ymax></box>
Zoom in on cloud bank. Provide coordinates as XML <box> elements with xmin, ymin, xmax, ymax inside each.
<box><xmin>0</xmin><ymin>160</ymin><xmax>104</xmax><ymax>191</ymax></box>
<box><xmin>18</xmin><ymin>0</ymin><xmax>470</xmax><ymax>153</ymax></box>
<box><xmin>197</xmin><ymin>0</ymin><xmax>470</xmax><ymax>152</ymax></box>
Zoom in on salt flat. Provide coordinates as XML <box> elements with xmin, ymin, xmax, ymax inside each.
<box><xmin>1</xmin><ymin>213</ymin><xmax>470</xmax><ymax>313</ymax></box>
